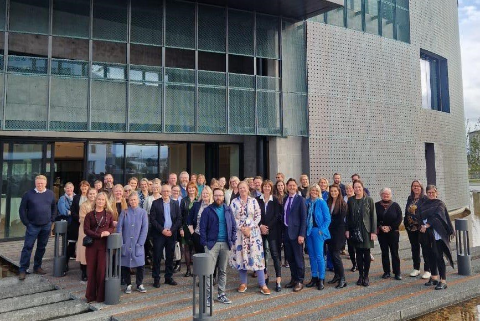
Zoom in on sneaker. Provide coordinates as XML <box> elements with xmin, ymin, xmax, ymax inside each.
<box><xmin>370</xmin><ymin>254</ymin><xmax>374</xmax><ymax>262</ymax></box>
<box><xmin>422</xmin><ymin>271</ymin><xmax>431</xmax><ymax>279</ymax></box>
<box><xmin>409</xmin><ymin>269</ymin><xmax>420</xmax><ymax>277</ymax></box>
<box><xmin>217</xmin><ymin>294</ymin><xmax>232</xmax><ymax>304</ymax></box>
<box><xmin>137</xmin><ymin>284</ymin><xmax>147</xmax><ymax>293</ymax></box>
<box><xmin>206</xmin><ymin>297</ymin><xmax>213</xmax><ymax>308</ymax></box>
<box><xmin>125</xmin><ymin>285</ymin><xmax>132</xmax><ymax>294</ymax></box>
<box><xmin>238</xmin><ymin>284</ymin><xmax>247</xmax><ymax>293</ymax></box>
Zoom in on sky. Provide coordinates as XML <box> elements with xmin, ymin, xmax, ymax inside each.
<box><xmin>459</xmin><ymin>0</ymin><xmax>480</xmax><ymax>126</ymax></box>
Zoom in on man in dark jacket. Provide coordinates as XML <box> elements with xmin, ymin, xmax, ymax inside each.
<box><xmin>18</xmin><ymin>175</ymin><xmax>57</xmax><ymax>280</ymax></box>
<box><xmin>200</xmin><ymin>188</ymin><xmax>236</xmax><ymax>306</ymax></box>
<box><xmin>150</xmin><ymin>184</ymin><xmax>181</xmax><ymax>288</ymax></box>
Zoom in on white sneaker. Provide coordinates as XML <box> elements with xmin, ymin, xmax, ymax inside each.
<box><xmin>137</xmin><ymin>284</ymin><xmax>147</xmax><ymax>293</ymax></box>
<box><xmin>125</xmin><ymin>285</ymin><xmax>132</xmax><ymax>294</ymax></box>
<box><xmin>410</xmin><ymin>269</ymin><xmax>420</xmax><ymax>277</ymax></box>
<box><xmin>421</xmin><ymin>271</ymin><xmax>431</xmax><ymax>279</ymax></box>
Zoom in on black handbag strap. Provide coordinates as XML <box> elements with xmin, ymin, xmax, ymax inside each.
<box><xmin>94</xmin><ymin>214</ymin><xmax>104</xmax><ymax>233</ymax></box>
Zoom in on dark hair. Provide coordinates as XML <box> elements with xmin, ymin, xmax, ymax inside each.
<box><xmin>213</xmin><ymin>188</ymin><xmax>224</xmax><ymax>195</ymax></box>
<box><xmin>426</xmin><ymin>184</ymin><xmax>437</xmax><ymax>193</ymax></box>
<box><xmin>410</xmin><ymin>180</ymin><xmax>425</xmax><ymax>199</ymax></box>
<box><xmin>333</xmin><ymin>173</ymin><xmax>340</xmax><ymax>177</ymax></box>
<box><xmin>351</xmin><ymin>173</ymin><xmax>360</xmax><ymax>179</ymax></box>
<box><xmin>254</xmin><ymin>176</ymin><xmax>263</xmax><ymax>181</ymax></box>
<box><xmin>286</xmin><ymin>178</ymin><xmax>298</xmax><ymax>186</ymax></box>
<box><xmin>352</xmin><ymin>179</ymin><xmax>364</xmax><ymax>188</ymax></box>
<box><xmin>261</xmin><ymin>179</ymin><xmax>274</xmax><ymax>193</ymax></box>
<box><xmin>327</xmin><ymin>184</ymin><xmax>346</xmax><ymax>214</ymax></box>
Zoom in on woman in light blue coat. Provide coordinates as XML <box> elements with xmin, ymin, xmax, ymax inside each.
<box><xmin>117</xmin><ymin>193</ymin><xmax>149</xmax><ymax>294</ymax></box>
<box><xmin>305</xmin><ymin>184</ymin><xmax>331</xmax><ymax>290</ymax></box>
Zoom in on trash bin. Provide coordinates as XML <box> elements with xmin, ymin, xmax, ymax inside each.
<box><xmin>455</xmin><ymin>218</ymin><xmax>471</xmax><ymax>276</ymax></box>
<box><xmin>53</xmin><ymin>220</ymin><xmax>68</xmax><ymax>277</ymax></box>
<box><xmin>192</xmin><ymin>253</ymin><xmax>214</xmax><ymax>320</ymax></box>
<box><xmin>105</xmin><ymin>233</ymin><xmax>122</xmax><ymax>305</ymax></box>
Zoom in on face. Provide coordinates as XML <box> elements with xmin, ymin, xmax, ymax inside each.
<box><xmin>96</xmin><ymin>194</ymin><xmax>106</xmax><ymax>208</ymax></box>
<box><xmin>211</xmin><ymin>182</ymin><xmax>220</xmax><ymax>189</ymax></box>
<box><xmin>161</xmin><ymin>185</ymin><xmax>171</xmax><ymax>199</ymax></box>
<box><xmin>148</xmin><ymin>181</ymin><xmax>153</xmax><ymax>192</ymax></box>
<box><xmin>140</xmin><ymin>181</ymin><xmax>148</xmax><ymax>191</ymax></box>
<box><xmin>180</xmin><ymin>174</ymin><xmax>189</xmax><ymax>186</ymax></box>
<box><xmin>263</xmin><ymin>184</ymin><xmax>272</xmax><ymax>195</ymax></box>
<box><xmin>201</xmin><ymin>189</ymin><xmax>211</xmax><ymax>202</ymax></box>
<box><xmin>301</xmin><ymin>176</ymin><xmax>309</xmax><ymax>187</ymax></box>
<box><xmin>64</xmin><ymin>184</ymin><xmax>74</xmax><ymax>196</ymax></box>
<box><xmin>169</xmin><ymin>174</ymin><xmax>177</xmax><ymax>186</ymax></box>
<box><xmin>123</xmin><ymin>187</ymin><xmax>132</xmax><ymax>197</ymax></box>
<box><xmin>330</xmin><ymin>187</ymin><xmax>339</xmax><ymax>199</ymax></box>
<box><xmin>426</xmin><ymin>189</ymin><xmax>437</xmax><ymax>200</ymax></box>
<box><xmin>129</xmin><ymin>180</ymin><xmax>137</xmax><ymax>190</ymax></box>
<box><xmin>276</xmin><ymin>174</ymin><xmax>283</xmax><ymax>181</ymax></box>
<box><xmin>412</xmin><ymin>182</ymin><xmax>422</xmax><ymax>195</ymax></box>
<box><xmin>333</xmin><ymin>175</ymin><xmax>341</xmax><ymax>184</ymax></box>
<box><xmin>172</xmin><ymin>187</ymin><xmax>180</xmax><ymax>199</ymax></box>
<box><xmin>87</xmin><ymin>189</ymin><xmax>97</xmax><ymax>202</ymax></box>
<box><xmin>213</xmin><ymin>190</ymin><xmax>224</xmax><ymax>206</ymax></box>
<box><xmin>197</xmin><ymin>176</ymin><xmax>205</xmax><ymax>185</ymax></box>
<box><xmin>287</xmin><ymin>181</ymin><xmax>297</xmax><ymax>195</ymax></box>
<box><xmin>128</xmin><ymin>195</ymin><xmax>139</xmax><ymax>208</ymax></box>
<box><xmin>94</xmin><ymin>182</ymin><xmax>102</xmax><ymax>190</ymax></box>
<box><xmin>187</xmin><ymin>186</ymin><xmax>196</xmax><ymax>196</ymax></box>
<box><xmin>230</xmin><ymin>179</ymin><xmax>238</xmax><ymax>189</ymax></box>
<box><xmin>352</xmin><ymin>175</ymin><xmax>359</xmax><ymax>183</ymax></box>
<box><xmin>80</xmin><ymin>184</ymin><xmax>89</xmax><ymax>195</ymax></box>
<box><xmin>254</xmin><ymin>179</ymin><xmax>262</xmax><ymax>191</ymax></box>
<box><xmin>238</xmin><ymin>183</ymin><xmax>249</xmax><ymax>197</ymax></box>
<box><xmin>190</xmin><ymin>174</ymin><xmax>197</xmax><ymax>183</ymax></box>
<box><xmin>114</xmin><ymin>187</ymin><xmax>123</xmax><ymax>199</ymax></box>
<box><xmin>104</xmin><ymin>175</ymin><xmax>114</xmax><ymax>186</ymax></box>
<box><xmin>310</xmin><ymin>188</ymin><xmax>319</xmax><ymax>199</ymax></box>
<box><xmin>248</xmin><ymin>180</ymin><xmax>255</xmax><ymax>189</ymax></box>
<box><xmin>346</xmin><ymin>185</ymin><xmax>354</xmax><ymax>196</ymax></box>
<box><xmin>381</xmin><ymin>190</ymin><xmax>392</xmax><ymax>202</ymax></box>
<box><xmin>35</xmin><ymin>178</ymin><xmax>47</xmax><ymax>192</ymax></box>
<box><xmin>353</xmin><ymin>182</ymin><xmax>364</xmax><ymax>196</ymax></box>
<box><xmin>319</xmin><ymin>180</ymin><xmax>328</xmax><ymax>191</ymax></box>
<box><xmin>218</xmin><ymin>178</ymin><xmax>226</xmax><ymax>188</ymax></box>
<box><xmin>277</xmin><ymin>182</ymin><xmax>285</xmax><ymax>193</ymax></box>
<box><xmin>152</xmin><ymin>184</ymin><xmax>161</xmax><ymax>194</ymax></box>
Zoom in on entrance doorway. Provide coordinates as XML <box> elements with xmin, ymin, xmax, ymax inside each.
<box><xmin>53</xmin><ymin>142</ymin><xmax>85</xmax><ymax>199</ymax></box>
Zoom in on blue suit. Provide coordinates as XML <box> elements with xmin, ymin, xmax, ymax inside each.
<box><xmin>306</xmin><ymin>198</ymin><xmax>331</xmax><ymax>279</ymax></box>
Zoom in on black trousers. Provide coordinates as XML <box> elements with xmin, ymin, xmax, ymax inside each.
<box><xmin>378</xmin><ymin>230</ymin><xmax>401</xmax><ymax>275</ymax></box>
<box><xmin>263</xmin><ymin>236</ymin><xmax>282</xmax><ymax>278</ymax></box>
<box><xmin>192</xmin><ymin>232</ymin><xmax>205</xmax><ymax>254</ymax></box>
<box><xmin>331</xmin><ymin>250</ymin><xmax>345</xmax><ymax>278</ymax></box>
<box><xmin>284</xmin><ymin>230</ymin><xmax>305</xmax><ymax>283</ymax></box>
<box><xmin>347</xmin><ymin>238</ymin><xmax>356</xmax><ymax>266</ymax></box>
<box><xmin>429</xmin><ymin>240</ymin><xmax>447</xmax><ymax>280</ymax></box>
<box><xmin>152</xmin><ymin>235</ymin><xmax>176</xmax><ymax>281</ymax></box>
<box><xmin>356</xmin><ymin>248</ymin><xmax>371</xmax><ymax>278</ymax></box>
<box><xmin>122</xmin><ymin>266</ymin><xmax>144</xmax><ymax>287</ymax></box>
<box><xmin>407</xmin><ymin>229</ymin><xmax>430</xmax><ymax>272</ymax></box>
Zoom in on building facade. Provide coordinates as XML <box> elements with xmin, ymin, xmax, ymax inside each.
<box><xmin>0</xmin><ymin>0</ymin><xmax>469</xmax><ymax>240</ymax></box>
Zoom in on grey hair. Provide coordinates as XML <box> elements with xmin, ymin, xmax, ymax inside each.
<box><xmin>380</xmin><ymin>187</ymin><xmax>392</xmax><ymax>195</ymax></box>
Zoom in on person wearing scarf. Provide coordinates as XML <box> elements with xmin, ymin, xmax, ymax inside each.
<box><xmin>419</xmin><ymin>185</ymin><xmax>454</xmax><ymax>290</ymax></box>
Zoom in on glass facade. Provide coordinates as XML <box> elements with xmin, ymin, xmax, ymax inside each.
<box><xmin>311</xmin><ymin>0</ymin><xmax>410</xmax><ymax>43</ymax></box>
<box><xmin>0</xmin><ymin>0</ymin><xmax>307</xmax><ymax>137</ymax></box>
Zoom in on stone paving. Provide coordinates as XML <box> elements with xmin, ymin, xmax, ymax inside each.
<box><xmin>1</xmin><ymin>232</ymin><xmax>480</xmax><ymax>320</ymax></box>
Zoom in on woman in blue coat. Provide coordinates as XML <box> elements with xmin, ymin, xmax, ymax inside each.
<box><xmin>117</xmin><ymin>193</ymin><xmax>149</xmax><ymax>294</ymax></box>
<box><xmin>305</xmin><ymin>184</ymin><xmax>331</xmax><ymax>290</ymax></box>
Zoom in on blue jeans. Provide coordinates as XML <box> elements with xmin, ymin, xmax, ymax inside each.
<box><xmin>19</xmin><ymin>222</ymin><xmax>52</xmax><ymax>272</ymax></box>
<box><xmin>307</xmin><ymin>227</ymin><xmax>325</xmax><ymax>279</ymax></box>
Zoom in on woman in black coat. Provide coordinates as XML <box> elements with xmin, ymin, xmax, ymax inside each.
<box><xmin>179</xmin><ymin>182</ymin><xmax>198</xmax><ymax>277</ymax></box>
<box><xmin>68</xmin><ymin>181</ymin><xmax>90</xmax><ymax>269</ymax></box>
<box><xmin>375</xmin><ymin>188</ymin><xmax>403</xmax><ymax>280</ymax></box>
<box><xmin>257</xmin><ymin>179</ymin><xmax>283</xmax><ymax>292</ymax></box>
<box><xmin>327</xmin><ymin>184</ymin><xmax>347</xmax><ymax>288</ymax></box>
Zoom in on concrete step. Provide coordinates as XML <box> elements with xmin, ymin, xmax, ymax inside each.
<box><xmin>0</xmin><ymin>299</ymin><xmax>90</xmax><ymax>321</ymax></box>
<box><xmin>0</xmin><ymin>290</ymin><xmax>72</xmax><ymax>313</ymax></box>
<box><xmin>0</xmin><ymin>276</ymin><xmax>55</xmax><ymax>300</ymax></box>
<box><xmin>55</xmin><ymin>311</ymin><xmax>111</xmax><ymax>321</ymax></box>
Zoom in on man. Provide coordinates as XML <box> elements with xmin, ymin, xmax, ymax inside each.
<box><xmin>168</xmin><ymin>173</ymin><xmax>178</xmax><ymax>187</ymax></box>
<box><xmin>150</xmin><ymin>184</ymin><xmax>182</xmax><ymax>287</ymax></box>
<box><xmin>171</xmin><ymin>184</ymin><xmax>183</xmax><ymax>273</ymax></box>
<box><xmin>179</xmin><ymin>171</ymin><xmax>189</xmax><ymax>198</ymax></box>
<box><xmin>18</xmin><ymin>175</ymin><xmax>57</xmax><ymax>280</ymax></box>
<box><xmin>148</xmin><ymin>180</ymin><xmax>153</xmax><ymax>194</ymax></box>
<box><xmin>200</xmin><ymin>188</ymin><xmax>236</xmax><ymax>306</ymax></box>
<box><xmin>275</xmin><ymin>172</ymin><xmax>285</xmax><ymax>182</ymax></box>
<box><xmin>103</xmin><ymin>173</ymin><xmax>114</xmax><ymax>195</ymax></box>
<box><xmin>251</xmin><ymin>176</ymin><xmax>262</xmax><ymax>197</ymax></box>
<box><xmin>351</xmin><ymin>174</ymin><xmax>370</xmax><ymax>196</ymax></box>
<box><xmin>298</xmin><ymin>174</ymin><xmax>310</xmax><ymax>198</ymax></box>
<box><xmin>283</xmin><ymin>178</ymin><xmax>307</xmax><ymax>292</ymax></box>
<box><xmin>333</xmin><ymin>173</ymin><xmax>346</xmax><ymax>197</ymax></box>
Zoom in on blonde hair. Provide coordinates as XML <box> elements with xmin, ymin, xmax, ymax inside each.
<box><xmin>35</xmin><ymin>175</ymin><xmax>47</xmax><ymax>181</ymax></box>
<box><xmin>95</xmin><ymin>192</ymin><xmax>114</xmax><ymax>214</ymax></box>
<box><xmin>308</xmin><ymin>184</ymin><xmax>322</xmax><ymax>199</ymax></box>
<box><xmin>201</xmin><ymin>185</ymin><xmax>214</xmax><ymax>204</ymax></box>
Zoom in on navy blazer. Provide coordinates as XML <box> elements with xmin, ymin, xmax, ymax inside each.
<box><xmin>283</xmin><ymin>194</ymin><xmax>307</xmax><ymax>240</ymax></box>
<box><xmin>149</xmin><ymin>198</ymin><xmax>182</xmax><ymax>237</ymax></box>
<box><xmin>199</xmin><ymin>204</ymin><xmax>237</xmax><ymax>250</ymax></box>
<box><xmin>187</xmin><ymin>201</ymin><xmax>202</xmax><ymax>230</ymax></box>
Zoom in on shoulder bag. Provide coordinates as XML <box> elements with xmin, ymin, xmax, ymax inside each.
<box><xmin>83</xmin><ymin>214</ymin><xmax>104</xmax><ymax>247</ymax></box>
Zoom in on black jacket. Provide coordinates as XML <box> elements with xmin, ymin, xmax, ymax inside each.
<box><xmin>375</xmin><ymin>201</ymin><xmax>403</xmax><ymax>231</ymax></box>
<box><xmin>328</xmin><ymin>200</ymin><xmax>347</xmax><ymax>251</ymax></box>
<box><xmin>149</xmin><ymin>198</ymin><xmax>182</xmax><ymax>237</ymax></box>
<box><xmin>68</xmin><ymin>194</ymin><xmax>82</xmax><ymax>241</ymax></box>
<box><xmin>180</xmin><ymin>197</ymin><xmax>195</xmax><ymax>226</ymax></box>
<box><xmin>256</xmin><ymin>195</ymin><xmax>283</xmax><ymax>240</ymax></box>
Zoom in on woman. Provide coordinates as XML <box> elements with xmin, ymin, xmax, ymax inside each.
<box><xmin>343</xmin><ymin>183</ymin><xmax>355</xmax><ymax>258</ymax></box>
<box><xmin>225</xmin><ymin>176</ymin><xmax>240</xmax><ymax>206</ymax></box>
<box><xmin>305</xmin><ymin>184</ymin><xmax>331</xmax><ymax>290</ymax></box>
<box><xmin>344</xmin><ymin>183</ymin><xmax>354</xmax><ymax>202</ymax></box>
<box><xmin>180</xmin><ymin>182</ymin><xmax>198</xmax><ymax>277</ymax></box>
<box><xmin>111</xmin><ymin>184</ymin><xmax>127</xmax><ymax>225</ymax></box>
<box><xmin>346</xmin><ymin>180</ymin><xmax>376</xmax><ymax>287</ymax></box>
<box><xmin>58</xmin><ymin>182</ymin><xmax>76</xmax><ymax>271</ymax></box>
<box><xmin>138</xmin><ymin>178</ymin><xmax>150</xmax><ymax>208</ymax></box>
<box><xmin>318</xmin><ymin>178</ymin><xmax>329</xmax><ymax>201</ymax></box>
<box><xmin>76</xmin><ymin>187</ymin><xmax>97</xmax><ymax>281</ymax></box>
<box><xmin>129</xmin><ymin>177</ymin><xmax>138</xmax><ymax>192</ymax></box>
<box><xmin>143</xmin><ymin>183</ymin><xmax>161</xmax><ymax>214</ymax></box>
<box><xmin>94</xmin><ymin>180</ymin><xmax>103</xmax><ymax>193</ymax></box>
<box><xmin>123</xmin><ymin>185</ymin><xmax>133</xmax><ymax>199</ymax></box>
<box><xmin>117</xmin><ymin>193</ymin><xmax>149</xmax><ymax>294</ymax></box>
<box><xmin>210</xmin><ymin>178</ymin><xmax>219</xmax><ymax>189</ymax></box>
<box><xmin>84</xmin><ymin>192</ymin><xmax>115</xmax><ymax>303</ymax></box>
<box><xmin>69</xmin><ymin>181</ymin><xmax>90</xmax><ymax>268</ymax></box>
<box><xmin>257</xmin><ymin>180</ymin><xmax>283</xmax><ymax>292</ymax></box>
<box><xmin>197</xmin><ymin>174</ymin><xmax>206</xmax><ymax>199</ymax></box>
<box><xmin>404</xmin><ymin>180</ymin><xmax>430</xmax><ymax>278</ymax></box>
<box><xmin>230</xmin><ymin>181</ymin><xmax>270</xmax><ymax>295</ymax></box>
<box><xmin>327</xmin><ymin>184</ymin><xmax>348</xmax><ymax>289</ymax></box>
<box><xmin>375</xmin><ymin>188</ymin><xmax>403</xmax><ymax>280</ymax></box>
<box><xmin>419</xmin><ymin>185</ymin><xmax>454</xmax><ymax>290</ymax></box>
<box><xmin>273</xmin><ymin>179</ymin><xmax>288</xmax><ymax>267</ymax></box>
<box><xmin>188</xmin><ymin>186</ymin><xmax>213</xmax><ymax>254</ymax></box>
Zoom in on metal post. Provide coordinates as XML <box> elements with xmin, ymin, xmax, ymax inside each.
<box><xmin>105</xmin><ymin>233</ymin><xmax>122</xmax><ymax>305</ymax></box>
<box><xmin>455</xmin><ymin>218</ymin><xmax>471</xmax><ymax>276</ymax></box>
<box><xmin>192</xmin><ymin>253</ymin><xmax>214</xmax><ymax>320</ymax></box>
<box><xmin>53</xmin><ymin>220</ymin><xmax>68</xmax><ymax>277</ymax></box>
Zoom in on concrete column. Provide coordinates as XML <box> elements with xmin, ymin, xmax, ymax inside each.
<box><xmin>268</xmin><ymin>136</ymin><xmax>306</xmax><ymax>181</ymax></box>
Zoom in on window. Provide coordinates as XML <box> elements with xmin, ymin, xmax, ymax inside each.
<box><xmin>8</xmin><ymin>33</ymin><xmax>48</xmax><ymax>74</ymax></box>
<box><xmin>420</xmin><ymin>50</ymin><xmax>450</xmax><ymax>113</ymax></box>
<box><xmin>53</xmin><ymin>0</ymin><xmax>90</xmax><ymax>38</ymax></box>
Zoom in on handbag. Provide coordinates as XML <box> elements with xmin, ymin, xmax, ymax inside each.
<box><xmin>83</xmin><ymin>215</ymin><xmax>104</xmax><ymax>247</ymax></box>
<box><xmin>163</xmin><ymin>241</ymin><xmax>182</xmax><ymax>261</ymax></box>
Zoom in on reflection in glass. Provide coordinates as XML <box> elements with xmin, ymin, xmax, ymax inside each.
<box><xmin>346</xmin><ymin>0</ymin><xmax>362</xmax><ymax>32</ymax></box>
<box><xmin>165</xmin><ymin>144</ymin><xmax>187</xmax><ymax>179</ymax></box>
<box><xmin>87</xmin><ymin>142</ymin><xmax>124</xmax><ymax>184</ymax></box>
<box><xmin>53</xmin><ymin>0</ymin><xmax>90</xmax><ymax>38</ymax></box>
<box><xmin>381</xmin><ymin>0</ymin><xmax>394</xmax><ymax>39</ymax></box>
<box><xmin>365</xmin><ymin>0</ymin><xmax>380</xmax><ymax>35</ymax></box>
<box><xmin>395</xmin><ymin>0</ymin><xmax>410</xmax><ymax>43</ymax></box>
<box><xmin>93</xmin><ymin>0</ymin><xmax>128</xmax><ymax>41</ymax></box>
<box><xmin>126</xmin><ymin>144</ymin><xmax>159</xmax><ymax>181</ymax></box>
<box><xmin>191</xmin><ymin>144</ymin><xmax>205</xmax><ymax>177</ymax></box>
<box><xmin>10</xmin><ymin>0</ymin><xmax>49</xmax><ymax>34</ymax></box>
<box><xmin>218</xmin><ymin>144</ymin><xmax>240</xmax><ymax>181</ymax></box>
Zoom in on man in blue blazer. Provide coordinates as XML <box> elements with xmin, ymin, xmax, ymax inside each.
<box><xmin>283</xmin><ymin>178</ymin><xmax>307</xmax><ymax>292</ymax></box>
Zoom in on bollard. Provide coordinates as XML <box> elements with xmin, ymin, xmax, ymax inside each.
<box><xmin>105</xmin><ymin>233</ymin><xmax>122</xmax><ymax>305</ymax></box>
<box><xmin>192</xmin><ymin>253</ymin><xmax>214</xmax><ymax>320</ymax></box>
<box><xmin>455</xmin><ymin>218</ymin><xmax>472</xmax><ymax>276</ymax></box>
<box><xmin>53</xmin><ymin>220</ymin><xmax>68</xmax><ymax>277</ymax></box>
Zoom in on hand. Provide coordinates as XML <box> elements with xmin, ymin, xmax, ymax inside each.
<box><xmin>298</xmin><ymin>236</ymin><xmax>304</xmax><ymax>245</ymax></box>
<box><xmin>370</xmin><ymin>233</ymin><xmax>376</xmax><ymax>241</ymax></box>
<box><xmin>420</xmin><ymin>225</ymin><xmax>427</xmax><ymax>233</ymax></box>
<box><xmin>188</xmin><ymin>226</ymin><xmax>194</xmax><ymax>235</ymax></box>
<box><xmin>162</xmin><ymin>229</ymin><xmax>172</xmax><ymax>237</ymax></box>
<box><xmin>101</xmin><ymin>231</ymin><xmax>110</xmax><ymax>238</ymax></box>
<box><xmin>241</xmin><ymin>226</ymin><xmax>251</xmax><ymax>237</ymax></box>
<box><xmin>113</xmin><ymin>221</ymin><xmax>118</xmax><ymax>227</ymax></box>
<box><xmin>260</xmin><ymin>225</ymin><xmax>268</xmax><ymax>235</ymax></box>
<box><xmin>180</xmin><ymin>230</ymin><xmax>185</xmax><ymax>237</ymax></box>
<box><xmin>345</xmin><ymin>231</ymin><xmax>350</xmax><ymax>239</ymax></box>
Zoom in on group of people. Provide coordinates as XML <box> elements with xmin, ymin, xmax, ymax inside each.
<box><xmin>17</xmin><ymin>171</ymin><xmax>455</xmax><ymax>305</ymax></box>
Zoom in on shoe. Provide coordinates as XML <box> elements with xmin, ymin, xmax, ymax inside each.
<box><xmin>184</xmin><ymin>271</ymin><xmax>192</xmax><ymax>277</ymax></box>
<box><xmin>370</xmin><ymin>254</ymin><xmax>374</xmax><ymax>262</ymax></box>
<box><xmin>153</xmin><ymin>279</ymin><xmax>160</xmax><ymax>288</ymax></box>
<box><xmin>422</xmin><ymin>271</ymin><xmax>431</xmax><ymax>279</ymax></box>
<box><xmin>137</xmin><ymin>284</ymin><xmax>147</xmax><ymax>293</ymax></box>
<box><xmin>260</xmin><ymin>285</ymin><xmax>271</xmax><ymax>295</ymax></box>
<box><xmin>362</xmin><ymin>277</ymin><xmax>370</xmax><ymax>287</ymax></box>
<box><xmin>424</xmin><ymin>278</ymin><xmax>439</xmax><ymax>286</ymax></box>
<box><xmin>285</xmin><ymin>263</ymin><xmax>290</xmax><ymax>268</ymax></box>
<box><xmin>382</xmin><ymin>272</ymin><xmax>391</xmax><ymax>279</ymax></box>
<box><xmin>165</xmin><ymin>279</ymin><xmax>177</xmax><ymax>285</ymax></box>
<box><xmin>275</xmin><ymin>283</ymin><xmax>282</xmax><ymax>292</ymax></box>
<box><xmin>328</xmin><ymin>275</ymin><xmax>340</xmax><ymax>284</ymax></box>
<box><xmin>356</xmin><ymin>277</ymin><xmax>363</xmax><ymax>286</ymax></box>
<box><xmin>350</xmin><ymin>265</ymin><xmax>357</xmax><ymax>272</ymax></box>
<box><xmin>18</xmin><ymin>271</ymin><xmax>26</xmax><ymax>280</ymax></box>
<box><xmin>318</xmin><ymin>279</ymin><xmax>324</xmax><ymax>290</ymax></box>
<box><xmin>336</xmin><ymin>277</ymin><xmax>347</xmax><ymax>289</ymax></box>
<box><xmin>33</xmin><ymin>267</ymin><xmax>46</xmax><ymax>275</ymax></box>
<box><xmin>394</xmin><ymin>274</ymin><xmax>402</xmax><ymax>281</ymax></box>
<box><xmin>217</xmin><ymin>294</ymin><xmax>232</xmax><ymax>304</ymax></box>
<box><xmin>306</xmin><ymin>277</ymin><xmax>319</xmax><ymax>288</ymax></box>
<box><xmin>238</xmin><ymin>284</ymin><xmax>247</xmax><ymax>293</ymax></box>
<box><xmin>293</xmin><ymin>282</ymin><xmax>304</xmax><ymax>292</ymax></box>
<box><xmin>285</xmin><ymin>280</ymin><xmax>296</xmax><ymax>288</ymax></box>
<box><xmin>206</xmin><ymin>297</ymin><xmax>212</xmax><ymax>308</ymax></box>
<box><xmin>125</xmin><ymin>285</ymin><xmax>132</xmax><ymax>294</ymax></box>
<box><xmin>265</xmin><ymin>277</ymin><xmax>269</xmax><ymax>286</ymax></box>
<box><xmin>174</xmin><ymin>264</ymin><xmax>181</xmax><ymax>273</ymax></box>
<box><xmin>434</xmin><ymin>282</ymin><xmax>447</xmax><ymax>290</ymax></box>
<box><xmin>410</xmin><ymin>269</ymin><xmax>420</xmax><ymax>277</ymax></box>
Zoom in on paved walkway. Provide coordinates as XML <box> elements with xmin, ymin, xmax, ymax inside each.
<box><xmin>1</xmin><ymin>232</ymin><xmax>480</xmax><ymax>320</ymax></box>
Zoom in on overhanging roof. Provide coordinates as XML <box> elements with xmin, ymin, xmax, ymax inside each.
<box><xmin>190</xmin><ymin>0</ymin><xmax>344</xmax><ymax>20</ymax></box>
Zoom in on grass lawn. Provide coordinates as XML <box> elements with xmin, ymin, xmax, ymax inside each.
<box><xmin>470</xmin><ymin>179</ymin><xmax>480</xmax><ymax>184</ymax></box>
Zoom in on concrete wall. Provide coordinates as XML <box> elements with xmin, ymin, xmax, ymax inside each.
<box><xmin>306</xmin><ymin>0</ymin><xmax>469</xmax><ymax>209</ymax></box>
<box><xmin>268</xmin><ymin>136</ymin><xmax>306</xmax><ymax>182</ymax></box>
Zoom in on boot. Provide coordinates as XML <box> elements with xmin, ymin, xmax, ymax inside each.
<box><xmin>306</xmin><ymin>277</ymin><xmax>319</xmax><ymax>288</ymax></box>
<box><xmin>318</xmin><ymin>279</ymin><xmax>325</xmax><ymax>290</ymax></box>
<box><xmin>81</xmin><ymin>264</ymin><xmax>87</xmax><ymax>281</ymax></box>
<box><xmin>328</xmin><ymin>274</ymin><xmax>340</xmax><ymax>284</ymax></box>
<box><xmin>336</xmin><ymin>277</ymin><xmax>347</xmax><ymax>289</ymax></box>
<box><xmin>65</xmin><ymin>260</ymin><xmax>69</xmax><ymax>272</ymax></box>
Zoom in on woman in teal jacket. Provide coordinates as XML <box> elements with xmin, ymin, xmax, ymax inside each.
<box><xmin>305</xmin><ymin>184</ymin><xmax>331</xmax><ymax>290</ymax></box>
